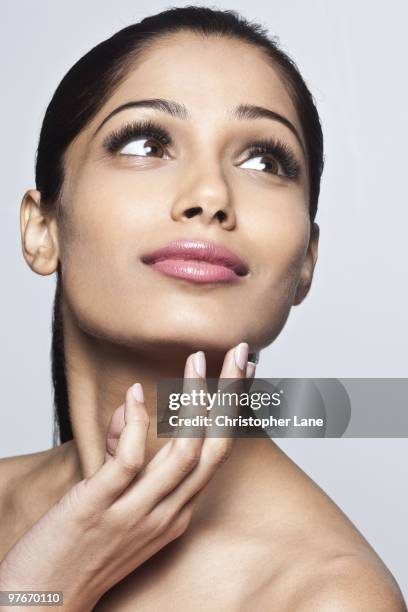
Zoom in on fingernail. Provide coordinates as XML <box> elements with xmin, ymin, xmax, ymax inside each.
<box><xmin>131</xmin><ymin>382</ymin><xmax>144</xmax><ymax>403</ymax></box>
<box><xmin>234</xmin><ymin>342</ymin><xmax>249</xmax><ymax>371</ymax></box>
<box><xmin>193</xmin><ymin>351</ymin><xmax>206</xmax><ymax>378</ymax></box>
<box><xmin>246</xmin><ymin>361</ymin><xmax>256</xmax><ymax>378</ymax></box>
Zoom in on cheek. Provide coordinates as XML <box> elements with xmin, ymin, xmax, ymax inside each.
<box><xmin>240</xmin><ymin>190</ymin><xmax>310</xmax><ymax>345</ymax></box>
<box><xmin>259</xmin><ymin>208</ymin><xmax>309</xmax><ymax>287</ymax></box>
<box><xmin>60</xmin><ymin>161</ymin><xmax>168</xmax><ymax>262</ymax></box>
<box><xmin>57</xmin><ymin>170</ymin><xmax>162</xmax><ymax>340</ymax></box>
<box><xmin>242</xmin><ymin>178</ymin><xmax>310</xmax><ymax>282</ymax></box>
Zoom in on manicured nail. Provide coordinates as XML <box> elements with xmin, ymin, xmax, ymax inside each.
<box><xmin>184</xmin><ymin>354</ymin><xmax>196</xmax><ymax>377</ymax></box>
<box><xmin>246</xmin><ymin>361</ymin><xmax>256</xmax><ymax>378</ymax></box>
<box><xmin>131</xmin><ymin>382</ymin><xmax>144</xmax><ymax>403</ymax></box>
<box><xmin>234</xmin><ymin>342</ymin><xmax>249</xmax><ymax>371</ymax></box>
<box><xmin>193</xmin><ymin>351</ymin><xmax>206</xmax><ymax>378</ymax></box>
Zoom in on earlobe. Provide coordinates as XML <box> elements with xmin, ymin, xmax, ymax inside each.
<box><xmin>293</xmin><ymin>222</ymin><xmax>320</xmax><ymax>306</ymax></box>
<box><xmin>20</xmin><ymin>189</ymin><xmax>60</xmax><ymax>276</ymax></box>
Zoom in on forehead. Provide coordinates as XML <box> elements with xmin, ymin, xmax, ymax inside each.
<box><xmin>90</xmin><ymin>31</ymin><xmax>302</xmax><ymax>136</ymax></box>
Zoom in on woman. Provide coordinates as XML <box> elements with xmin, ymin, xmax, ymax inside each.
<box><xmin>0</xmin><ymin>6</ymin><xmax>405</xmax><ymax>611</ymax></box>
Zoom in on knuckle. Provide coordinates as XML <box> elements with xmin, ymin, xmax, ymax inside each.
<box><xmin>103</xmin><ymin>504</ymin><xmax>139</xmax><ymax>534</ymax></box>
<box><xmin>106</xmin><ymin>498</ymin><xmax>149</xmax><ymax>532</ymax></box>
<box><xmin>207</xmin><ymin>440</ymin><xmax>232</xmax><ymax>467</ymax></box>
<box><xmin>174</xmin><ymin>444</ymin><xmax>201</xmax><ymax>473</ymax></box>
<box><xmin>117</xmin><ymin>453</ymin><xmax>144</xmax><ymax>476</ymax></box>
<box><xmin>130</xmin><ymin>411</ymin><xmax>150</xmax><ymax>426</ymax></box>
<box><xmin>95</xmin><ymin>505</ymin><xmax>116</xmax><ymax>529</ymax></box>
<box><xmin>150</xmin><ymin>509</ymin><xmax>173</xmax><ymax>537</ymax></box>
<box><xmin>169</xmin><ymin>508</ymin><xmax>193</xmax><ymax>540</ymax></box>
<box><xmin>80</xmin><ymin>510</ymin><xmax>104</xmax><ymax>532</ymax></box>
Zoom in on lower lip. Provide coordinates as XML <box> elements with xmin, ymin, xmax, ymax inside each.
<box><xmin>145</xmin><ymin>259</ymin><xmax>243</xmax><ymax>283</ymax></box>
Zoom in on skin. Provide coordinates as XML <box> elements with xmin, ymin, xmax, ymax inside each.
<box><xmin>0</xmin><ymin>31</ymin><xmax>406</xmax><ymax>611</ymax></box>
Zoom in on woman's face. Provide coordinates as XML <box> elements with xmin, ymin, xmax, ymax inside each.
<box><xmin>55</xmin><ymin>32</ymin><xmax>318</xmax><ymax>357</ymax></box>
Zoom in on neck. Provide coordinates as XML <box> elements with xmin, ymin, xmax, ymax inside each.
<box><xmin>59</xmin><ymin>304</ymin><xmax>284</xmax><ymax>527</ymax></box>
<box><xmin>62</xmin><ymin>302</ymin><xmax>235</xmax><ymax>478</ymax></box>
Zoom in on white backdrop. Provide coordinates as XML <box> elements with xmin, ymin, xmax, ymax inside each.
<box><xmin>1</xmin><ymin>0</ymin><xmax>407</xmax><ymax>597</ymax></box>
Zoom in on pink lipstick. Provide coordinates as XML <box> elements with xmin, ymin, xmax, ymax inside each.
<box><xmin>141</xmin><ymin>239</ymin><xmax>249</xmax><ymax>284</ymax></box>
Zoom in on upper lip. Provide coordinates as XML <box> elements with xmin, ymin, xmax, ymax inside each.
<box><xmin>141</xmin><ymin>239</ymin><xmax>249</xmax><ymax>276</ymax></box>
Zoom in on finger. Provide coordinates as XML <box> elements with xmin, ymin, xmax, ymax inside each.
<box><xmin>146</xmin><ymin>491</ymin><xmax>199</xmax><ymax>546</ymax></box>
<box><xmin>153</xmin><ymin>343</ymin><xmax>250</xmax><ymax>516</ymax></box>
<box><xmin>139</xmin><ymin>350</ymin><xmax>208</xmax><ymax>477</ymax></box>
<box><xmin>207</xmin><ymin>341</ymin><xmax>249</xmax><ymax>438</ymax></box>
<box><xmin>171</xmin><ymin>349</ymin><xmax>208</xmax><ymax>455</ymax></box>
<box><xmin>115</xmin><ymin>343</ymin><xmax>249</xmax><ymax>517</ymax></box>
<box><xmin>82</xmin><ymin>383</ymin><xmax>149</xmax><ymax>511</ymax></box>
<box><xmin>246</xmin><ymin>360</ymin><xmax>257</xmax><ymax>380</ymax></box>
<box><xmin>244</xmin><ymin>359</ymin><xmax>257</xmax><ymax>394</ymax></box>
<box><xmin>113</xmin><ymin>351</ymin><xmax>208</xmax><ymax>512</ymax></box>
<box><xmin>105</xmin><ymin>403</ymin><xmax>125</xmax><ymax>460</ymax></box>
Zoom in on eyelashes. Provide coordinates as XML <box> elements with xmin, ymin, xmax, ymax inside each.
<box><xmin>244</xmin><ymin>138</ymin><xmax>301</xmax><ymax>180</ymax></box>
<box><xmin>102</xmin><ymin>119</ymin><xmax>302</xmax><ymax>180</ymax></box>
<box><xmin>103</xmin><ymin>119</ymin><xmax>172</xmax><ymax>153</ymax></box>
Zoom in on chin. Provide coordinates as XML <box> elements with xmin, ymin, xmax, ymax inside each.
<box><xmin>120</xmin><ymin>298</ymin><xmax>290</xmax><ymax>352</ymax></box>
<box><xmin>142</xmin><ymin>320</ymin><xmax>246</xmax><ymax>350</ymax></box>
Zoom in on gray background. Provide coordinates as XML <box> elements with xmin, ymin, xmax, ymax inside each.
<box><xmin>1</xmin><ymin>0</ymin><xmax>407</xmax><ymax>598</ymax></box>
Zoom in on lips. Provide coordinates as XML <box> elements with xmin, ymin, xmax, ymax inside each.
<box><xmin>141</xmin><ymin>239</ymin><xmax>249</xmax><ymax>284</ymax></box>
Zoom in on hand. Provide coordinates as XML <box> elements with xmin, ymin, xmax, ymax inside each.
<box><xmin>0</xmin><ymin>343</ymin><xmax>250</xmax><ymax>611</ymax></box>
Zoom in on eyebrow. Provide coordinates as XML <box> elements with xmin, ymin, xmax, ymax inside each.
<box><xmin>93</xmin><ymin>98</ymin><xmax>306</xmax><ymax>154</ymax></box>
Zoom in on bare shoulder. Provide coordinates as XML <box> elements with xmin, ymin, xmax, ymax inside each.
<box><xmin>239</xmin><ymin>444</ymin><xmax>407</xmax><ymax>611</ymax></box>
<box><xmin>0</xmin><ymin>445</ymin><xmax>61</xmax><ymax>496</ymax></box>
<box><xmin>0</xmin><ymin>444</ymin><xmax>73</xmax><ymax>560</ymax></box>
<box><xmin>251</xmin><ymin>553</ymin><xmax>407</xmax><ymax>612</ymax></box>
<box><xmin>291</xmin><ymin>554</ymin><xmax>407</xmax><ymax>611</ymax></box>
<box><xmin>0</xmin><ymin>447</ymin><xmax>54</xmax><ymax>501</ymax></box>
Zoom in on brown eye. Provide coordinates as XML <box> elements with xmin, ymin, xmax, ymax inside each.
<box><xmin>239</xmin><ymin>139</ymin><xmax>302</xmax><ymax>180</ymax></box>
<box><xmin>119</xmin><ymin>137</ymin><xmax>165</xmax><ymax>158</ymax></box>
<box><xmin>241</xmin><ymin>154</ymin><xmax>282</xmax><ymax>176</ymax></box>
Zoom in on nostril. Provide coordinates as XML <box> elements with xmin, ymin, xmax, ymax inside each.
<box><xmin>185</xmin><ymin>207</ymin><xmax>202</xmax><ymax>218</ymax></box>
<box><xmin>217</xmin><ymin>210</ymin><xmax>227</xmax><ymax>222</ymax></box>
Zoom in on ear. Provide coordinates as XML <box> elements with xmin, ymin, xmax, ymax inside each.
<box><xmin>293</xmin><ymin>222</ymin><xmax>320</xmax><ymax>306</ymax></box>
<box><xmin>20</xmin><ymin>189</ymin><xmax>60</xmax><ymax>275</ymax></box>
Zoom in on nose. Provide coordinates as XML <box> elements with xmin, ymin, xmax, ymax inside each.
<box><xmin>170</xmin><ymin>162</ymin><xmax>236</xmax><ymax>230</ymax></box>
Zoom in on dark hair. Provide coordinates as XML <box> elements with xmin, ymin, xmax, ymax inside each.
<box><xmin>35</xmin><ymin>5</ymin><xmax>324</xmax><ymax>444</ymax></box>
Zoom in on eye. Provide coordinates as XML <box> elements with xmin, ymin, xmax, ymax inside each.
<box><xmin>239</xmin><ymin>139</ymin><xmax>301</xmax><ymax>180</ymax></box>
<box><xmin>120</xmin><ymin>137</ymin><xmax>166</xmax><ymax>158</ymax></box>
<box><xmin>240</xmin><ymin>154</ymin><xmax>283</xmax><ymax>176</ymax></box>
<box><xmin>103</xmin><ymin>120</ymin><xmax>172</xmax><ymax>159</ymax></box>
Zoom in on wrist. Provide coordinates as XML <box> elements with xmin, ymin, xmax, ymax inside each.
<box><xmin>0</xmin><ymin>564</ymin><xmax>100</xmax><ymax>612</ymax></box>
